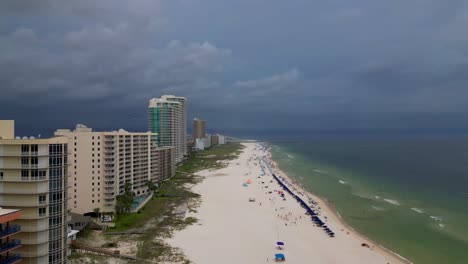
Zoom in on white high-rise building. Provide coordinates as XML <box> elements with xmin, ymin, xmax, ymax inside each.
<box><xmin>54</xmin><ymin>124</ymin><xmax>175</xmax><ymax>214</ymax></box>
<box><xmin>148</xmin><ymin>95</ymin><xmax>187</xmax><ymax>164</ymax></box>
<box><xmin>0</xmin><ymin>120</ymin><xmax>69</xmax><ymax>264</ymax></box>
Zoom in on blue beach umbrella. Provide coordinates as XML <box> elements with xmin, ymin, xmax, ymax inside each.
<box><xmin>275</xmin><ymin>253</ymin><xmax>285</xmax><ymax>260</ymax></box>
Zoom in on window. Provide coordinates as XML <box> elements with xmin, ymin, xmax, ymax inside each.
<box><xmin>31</xmin><ymin>144</ymin><xmax>38</xmax><ymax>152</ymax></box>
<box><xmin>21</xmin><ymin>144</ymin><xmax>29</xmax><ymax>153</ymax></box>
<box><xmin>38</xmin><ymin>207</ymin><xmax>46</xmax><ymax>217</ymax></box>
<box><xmin>31</xmin><ymin>157</ymin><xmax>38</xmax><ymax>164</ymax></box>
<box><xmin>39</xmin><ymin>195</ymin><xmax>46</xmax><ymax>205</ymax></box>
<box><xmin>21</xmin><ymin>170</ymin><xmax>29</xmax><ymax>180</ymax></box>
<box><xmin>39</xmin><ymin>170</ymin><xmax>46</xmax><ymax>180</ymax></box>
<box><xmin>31</xmin><ymin>169</ymin><xmax>39</xmax><ymax>180</ymax></box>
<box><xmin>92</xmin><ymin>200</ymin><xmax>95</xmax><ymax>203</ymax></box>
<box><xmin>21</xmin><ymin>157</ymin><xmax>29</xmax><ymax>165</ymax></box>
<box><xmin>0</xmin><ymin>171</ymin><xmax>3</xmax><ymax>180</ymax></box>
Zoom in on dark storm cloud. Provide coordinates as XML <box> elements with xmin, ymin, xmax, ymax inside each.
<box><xmin>1</xmin><ymin>0</ymin><xmax>468</xmax><ymax>135</ymax></box>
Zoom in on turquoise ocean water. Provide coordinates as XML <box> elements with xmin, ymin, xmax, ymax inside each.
<box><xmin>269</xmin><ymin>137</ymin><xmax>468</xmax><ymax>264</ymax></box>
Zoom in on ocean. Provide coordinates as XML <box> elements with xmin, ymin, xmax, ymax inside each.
<box><xmin>269</xmin><ymin>136</ymin><xmax>468</xmax><ymax>264</ymax></box>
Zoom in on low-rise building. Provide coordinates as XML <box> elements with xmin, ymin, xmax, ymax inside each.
<box><xmin>0</xmin><ymin>208</ymin><xmax>22</xmax><ymax>264</ymax></box>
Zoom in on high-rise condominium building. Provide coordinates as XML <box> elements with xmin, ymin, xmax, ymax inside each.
<box><xmin>0</xmin><ymin>120</ymin><xmax>69</xmax><ymax>264</ymax></box>
<box><xmin>54</xmin><ymin>125</ymin><xmax>174</xmax><ymax>214</ymax></box>
<box><xmin>148</xmin><ymin>95</ymin><xmax>187</xmax><ymax>164</ymax></box>
<box><xmin>193</xmin><ymin>118</ymin><xmax>206</xmax><ymax>139</ymax></box>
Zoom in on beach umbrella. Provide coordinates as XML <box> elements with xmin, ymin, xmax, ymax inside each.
<box><xmin>276</xmin><ymin>241</ymin><xmax>285</xmax><ymax>246</ymax></box>
<box><xmin>275</xmin><ymin>253</ymin><xmax>286</xmax><ymax>260</ymax></box>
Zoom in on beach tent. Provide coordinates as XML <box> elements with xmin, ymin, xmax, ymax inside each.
<box><xmin>276</xmin><ymin>241</ymin><xmax>285</xmax><ymax>249</ymax></box>
<box><xmin>275</xmin><ymin>253</ymin><xmax>286</xmax><ymax>261</ymax></box>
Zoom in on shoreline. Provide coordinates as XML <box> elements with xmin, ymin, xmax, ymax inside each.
<box><xmin>264</xmin><ymin>144</ymin><xmax>412</xmax><ymax>264</ymax></box>
<box><xmin>168</xmin><ymin>142</ymin><xmax>411</xmax><ymax>263</ymax></box>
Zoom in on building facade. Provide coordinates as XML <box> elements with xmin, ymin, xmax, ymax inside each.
<box><xmin>148</xmin><ymin>95</ymin><xmax>187</xmax><ymax>164</ymax></box>
<box><xmin>0</xmin><ymin>121</ymin><xmax>69</xmax><ymax>264</ymax></box>
<box><xmin>0</xmin><ymin>208</ymin><xmax>22</xmax><ymax>264</ymax></box>
<box><xmin>54</xmin><ymin>125</ymin><xmax>172</xmax><ymax>214</ymax></box>
<box><xmin>193</xmin><ymin>118</ymin><xmax>206</xmax><ymax>140</ymax></box>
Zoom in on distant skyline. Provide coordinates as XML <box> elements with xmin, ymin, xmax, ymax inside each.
<box><xmin>2</xmin><ymin>0</ymin><xmax>468</xmax><ymax>136</ymax></box>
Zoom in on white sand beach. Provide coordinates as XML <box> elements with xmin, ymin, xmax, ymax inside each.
<box><xmin>168</xmin><ymin>143</ymin><xmax>408</xmax><ymax>264</ymax></box>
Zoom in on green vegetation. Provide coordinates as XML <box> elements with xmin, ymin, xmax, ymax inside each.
<box><xmin>115</xmin><ymin>183</ymin><xmax>135</xmax><ymax>214</ymax></box>
<box><xmin>111</xmin><ymin>143</ymin><xmax>244</xmax><ymax>232</ymax></box>
<box><xmin>78</xmin><ymin>143</ymin><xmax>244</xmax><ymax>263</ymax></box>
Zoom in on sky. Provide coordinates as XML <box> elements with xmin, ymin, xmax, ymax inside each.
<box><xmin>1</xmin><ymin>0</ymin><xmax>468</xmax><ymax>137</ymax></box>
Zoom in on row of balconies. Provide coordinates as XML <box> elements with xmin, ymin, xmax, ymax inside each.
<box><xmin>0</xmin><ymin>240</ymin><xmax>21</xmax><ymax>255</ymax></box>
<box><xmin>0</xmin><ymin>253</ymin><xmax>22</xmax><ymax>264</ymax></box>
<box><xmin>0</xmin><ymin>225</ymin><xmax>21</xmax><ymax>239</ymax></box>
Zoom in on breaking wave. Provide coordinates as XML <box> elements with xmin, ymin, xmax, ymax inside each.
<box><xmin>411</xmin><ymin>208</ymin><xmax>425</xmax><ymax>214</ymax></box>
<box><xmin>339</xmin><ymin>180</ymin><xmax>347</xmax><ymax>184</ymax></box>
<box><xmin>430</xmin><ymin>216</ymin><xmax>443</xmax><ymax>222</ymax></box>
<box><xmin>383</xmin><ymin>199</ymin><xmax>401</xmax><ymax>206</ymax></box>
<box><xmin>372</xmin><ymin>206</ymin><xmax>385</xmax><ymax>211</ymax></box>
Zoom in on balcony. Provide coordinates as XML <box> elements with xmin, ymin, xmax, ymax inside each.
<box><xmin>0</xmin><ymin>240</ymin><xmax>21</xmax><ymax>254</ymax></box>
<box><xmin>0</xmin><ymin>226</ymin><xmax>21</xmax><ymax>239</ymax></box>
<box><xmin>0</xmin><ymin>254</ymin><xmax>22</xmax><ymax>264</ymax></box>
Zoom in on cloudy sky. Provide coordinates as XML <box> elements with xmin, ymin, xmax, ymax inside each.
<box><xmin>1</xmin><ymin>0</ymin><xmax>468</xmax><ymax>136</ymax></box>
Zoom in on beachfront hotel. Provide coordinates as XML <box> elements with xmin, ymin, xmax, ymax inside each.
<box><xmin>54</xmin><ymin>124</ymin><xmax>175</xmax><ymax>215</ymax></box>
<box><xmin>193</xmin><ymin>118</ymin><xmax>206</xmax><ymax>139</ymax></box>
<box><xmin>0</xmin><ymin>120</ymin><xmax>69</xmax><ymax>264</ymax></box>
<box><xmin>0</xmin><ymin>208</ymin><xmax>22</xmax><ymax>264</ymax></box>
<box><xmin>148</xmin><ymin>95</ymin><xmax>188</xmax><ymax>164</ymax></box>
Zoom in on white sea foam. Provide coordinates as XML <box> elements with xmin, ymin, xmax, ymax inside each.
<box><xmin>383</xmin><ymin>199</ymin><xmax>401</xmax><ymax>206</ymax></box>
<box><xmin>371</xmin><ymin>206</ymin><xmax>385</xmax><ymax>211</ymax></box>
<box><xmin>438</xmin><ymin>223</ymin><xmax>445</xmax><ymax>228</ymax></box>
<box><xmin>339</xmin><ymin>180</ymin><xmax>347</xmax><ymax>184</ymax></box>
<box><xmin>430</xmin><ymin>216</ymin><xmax>443</xmax><ymax>222</ymax></box>
<box><xmin>287</xmin><ymin>154</ymin><xmax>294</xmax><ymax>159</ymax></box>
<box><xmin>375</xmin><ymin>195</ymin><xmax>380</xmax><ymax>199</ymax></box>
<box><xmin>411</xmin><ymin>208</ymin><xmax>425</xmax><ymax>214</ymax></box>
<box><xmin>313</xmin><ymin>169</ymin><xmax>322</xmax><ymax>173</ymax></box>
